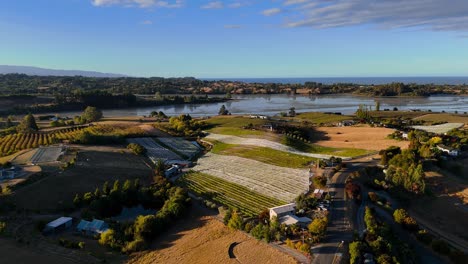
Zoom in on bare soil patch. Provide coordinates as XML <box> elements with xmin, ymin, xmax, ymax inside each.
<box><xmin>313</xmin><ymin>126</ymin><xmax>409</xmax><ymax>150</ymax></box>
<box><xmin>128</xmin><ymin>206</ymin><xmax>296</xmax><ymax>264</ymax></box>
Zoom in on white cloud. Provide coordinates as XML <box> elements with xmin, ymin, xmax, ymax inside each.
<box><xmin>262</xmin><ymin>8</ymin><xmax>282</xmax><ymax>16</ymax></box>
<box><xmin>284</xmin><ymin>0</ymin><xmax>309</xmax><ymax>6</ymax></box>
<box><xmin>201</xmin><ymin>1</ymin><xmax>224</xmax><ymax>9</ymax></box>
<box><xmin>283</xmin><ymin>0</ymin><xmax>468</xmax><ymax>32</ymax></box>
<box><xmin>228</xmin><ymin>1</ymin><xmax>250</xmax><ymax>8</ymax></box>
<box><xmin>141</xmin><ymin>20</ymin><xmax>153</xmax><ymax>25</ymax></box>
<box><xmin>91</xmin><ymin>0</ymin><xmax>184</xmax><ymax>8</ymax></box>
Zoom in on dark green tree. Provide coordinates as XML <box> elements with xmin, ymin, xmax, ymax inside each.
<box><xmin>82</xmin><ymin>106</ymin><xmax>103</xmax><ymax>123</ymax></box>
<box><xmin>17</xmin><ymin>113</ymin><xmax>38</xmax><ymax>133</ymax></box>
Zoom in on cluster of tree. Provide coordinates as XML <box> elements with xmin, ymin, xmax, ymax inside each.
<box><xmin>162</xmin><ymin>114</ymin><xmax>206</xmax><ymax>137</ymax></box>
<box><xmin>0</xmin><ymin>90</ymin><xmax>226</xmax><ymax>116</ymax></box>
<box><xmin>350</xmin><ymin>206</ymin><xmax>416</xmax><ymax>264</ymax></box>
<box><xmin>16</xmin><ymin>113</ymin><xmax>38</xmax><ymax>133</ymax></box>
<box><xmin>295</xmin><ymin>193</ymin><xmax>318</xmax><ymax>211</ymax></box>
<box><xmin>1</xmin><ymin>74</ymin><xmax>467</xmax><ymax>97</ymax></box>
<box><xmin>98</xmin><ymin>183</ymin><xmax>190</xmax><ymax>253</ymax></box>
<box><xmin>126</xmin><ymin>143</ymin><xmax>146</xmax><ymax>155</ymax></box>
<box><xmin>74</xmin><ymin>177</ymin><xmax>182</xmax><ymax>219</ymax></box>
<box><xmin>218</xmin><ymin>105</ymin><xmax>230</xmax><ymax>115</ymax></box>
<box><xmin>149</xmin><ymin>111</ymin><xmax>167</xmax><ymax>119</ymax></box>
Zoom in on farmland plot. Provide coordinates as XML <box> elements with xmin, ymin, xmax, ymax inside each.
<box><xmin>193</xmin><ymin>153</ymin><xmax>309</xmax><ymax>202</ymax></box>
<box><xmin>127</xmin><ymin>138</ymin><xmax>181</xmax><ymax>163</ymax></box>
<box><xmin>30</xmin><ymin>146</ymin><xmax>64</xmax><ymax>164</ymax></box>
<box><xmin>180</xmin><ymin>172</ymin><xmax>285</xmax><ymax>215</ymax></box>
<box><xmin>205</xmin><ymin>133</ymin><xmax>347</xmax><ymax>159</ymax></box>
<box><xmin>157</xmin><ymin>137</ymin><xmax>201</xmax><ymax>159</ymax></box>
<box><xmin>411</xmin><ymin>123</ymin><xmax>464</xmax><ymax>134</ymax></box>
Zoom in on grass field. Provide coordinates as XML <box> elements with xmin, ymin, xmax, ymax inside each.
<box><xmin>412</xmin><ymin>113</ymin><xmax>468</xmax><ymax>124</ymax></box>
<box><xmin>204</xmin><ymin>116</ymin><xmax>272</xmax><ymax>137</ymax></box>
<box><xmin>368</xmin><ymin>110</ymin><xmax>430</xmax><ymax>119</ymax></box>
<box><xmin>292</xmin><ymin>112</ymin><xmax>353</xmax><ymax>123</ymax></box>
<box><xmin>211</xmin><ymin>141</ymin><xmax>313</xmax><ymax>168</ymax></box>
<box><xmin>179</xmin><ymin>172</ymin><xmax>286</xmax><ymax>215</ymax></box>
<box><xmin>206</xmin><ymin>133</ymin><xmax>372</xmax><ymax>159</ymax></box>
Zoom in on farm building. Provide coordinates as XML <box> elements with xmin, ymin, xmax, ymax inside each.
<box><xmin>0</xmin><ymin>168</ymin><xmax>15</xmax><ymax>180</ymax></box>
<box><xmin>437</xmin><ymin>145</ymin><xmax>460</xmax><ymax>157</ymax></box>
<box><xmin>313</xmin><ymin>189</ymin><xmax>325</xmax><ymax>199</ymax></box>
<box><xmin>338</xmin><ymin>120</ymin><xmax>355</xmax><ymax>127</ymax></box>
<box><xmin>269</xmin><ymin>203</ymin><xmax>296</xmax><ymax>220</ymax></box>
<box><xmin>43</xmin><ymin>217</ymin><xmax>73</xmax><ymax>234</ymax></box>
<box><xmin>77</xmin><ymin>219</ymin><xmax>108</xmax><ymax>236</ymax></box>
<box><xmin>165</xmin><ymin>165</ymin><xmax>180</xmax><ymax>178</ymax></box>
<box><xmin>279</xmin><ymin>215</ymin><xmax>312</xmax><ymax>227</ymax></box>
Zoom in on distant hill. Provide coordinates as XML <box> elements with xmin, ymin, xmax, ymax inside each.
<box><xmin>0</xmin><ymin>65</ymin><xmax>128</xmax><ymax>78</ymax></box>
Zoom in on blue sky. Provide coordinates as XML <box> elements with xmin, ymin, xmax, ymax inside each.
<box><xmin>1</xmin><ymin>0</ymin><xmax>468</xmax><ymax>78</ymax></box>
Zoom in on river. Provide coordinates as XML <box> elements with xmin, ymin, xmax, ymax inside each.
<box><xmin>47</xmin><ymin>94</ymin><xmax>468</xmax><ymax>118</ymax></box>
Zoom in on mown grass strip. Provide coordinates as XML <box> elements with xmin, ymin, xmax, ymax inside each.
<box><xmin>209</xmin><ymin>140</ymin><xmax>313</xmax><ymax>168</ymax></box>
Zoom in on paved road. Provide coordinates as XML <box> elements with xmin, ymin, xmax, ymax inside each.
<box><xmin>311</xmin><ymin>166</ymin><xmax>355</xmax><ymax>264</ymax></box>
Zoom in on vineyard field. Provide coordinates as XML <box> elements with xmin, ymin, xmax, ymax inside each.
<box><xmin>193</xmin><ymin>153</ymin><xmax>309</xmax><ymax>202</ymax></box>
<box><xmin>179</xmin><ymin>172</ymin><xmax>285</xmax><ymax>215</ymax></box>
<box><xmin>0</xmin><ymin>127</ymin><xmax>84</xmax><ymax>157</ymax></box>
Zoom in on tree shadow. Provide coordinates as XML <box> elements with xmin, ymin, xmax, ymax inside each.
<box><xmin>148</xmin><ymin>202</ymin><xmax>218</xmax><ymax>251</ymax></box>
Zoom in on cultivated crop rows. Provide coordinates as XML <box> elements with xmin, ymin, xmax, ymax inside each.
<box><xmin>193</xmin><ymin>153</ymin><xmax>309</xmax><ymax>202</ymax></box>
<box><xmin>158</xmin><ymin>137</ymin><xmax>201</xmax><ymax>158</ymax></box>
<box><xmin>205</xmin><ymin>133</ymin><xmax>345</xmax><ymax>159</ymax></box>
<box><xmin>127</xmin><ymin>137</ymin><xmax>181</xmax><ymax>163</ymax></box>
<box><xmin>0</xmin><ymin>127</ymin><xmax>86</xmax><ymax>157</ymax></box>
<box><xmin>180</xmin><ymin>172</ymin><xmax>285</xmax><ymax>215</ymax></box>
<box><xmin>30</xmin><ymin>146</ymin><xmax>64</xmax><ymax>164</ymax></box>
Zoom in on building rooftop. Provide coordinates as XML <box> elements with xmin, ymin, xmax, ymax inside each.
<box><xmin>46</xmin><ymin>217</ymin><xmax>72</xmax><ymax>228</ymax></box>
<box><xmin>270</xmin><ymin>203</ymin><xmax>296</xmax><ymax>215</ymax></box>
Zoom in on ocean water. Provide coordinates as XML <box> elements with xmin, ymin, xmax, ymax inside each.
<box><xmin>204</xmin><ymin>77</ymin><xmax>468</xmax><ymax>85</ymax></box>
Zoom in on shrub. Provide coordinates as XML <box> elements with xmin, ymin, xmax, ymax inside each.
<box><xmin>78</xmin><ymin>241</ymin><xmax>85</xmax><ymax>249</ymax></box>
<box><xmin>313</xmin><ymin>176</ymin><xmax>327</xmax><ymax>188</ymax></box>
<box><xmin>368</xmin><ymin>192</ymin><xmax>378</xmax><ymax>203</ymax></box>
<box><xmin>416</xmin><ymin>230</ymin><xmax>433</xmax><ymax>245</ymax></box>
<box><xmin>393</xmin><ymin>209</ymin><xmax>409</xmax><ymax>224</ymax></box>
<box><xmin>0</xmin><ymin>222</ymin><xmax>6</xmax><ymax>234</ymax></box>
<box><xmin>349</xmin><ymin>241</ymin><xmax>362</xmax><ymax>264</ymax></box>
<box><xmin>123</xmin><ymin>239</ymin><xmax>147</xmax><ymax>254</ymax></box>
<box><xmin>127</xmin><ymin>143</ymin><xmax>146</xmax><ymax>155</ymax></box>
<box><xmin>285</xmin><ymin>238</ymin><xmax>294</xmax><ymax>248</ymax></box>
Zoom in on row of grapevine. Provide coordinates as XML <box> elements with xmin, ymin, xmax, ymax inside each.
<box><xmin>180</xmin><ymin>172</ymin><xmax>285</xmax><ymax>216</ymax></box>
<box><xmin>0</xmin><ymin>126</ymin><xmax>88</xmax><ymax>157</ymax></box>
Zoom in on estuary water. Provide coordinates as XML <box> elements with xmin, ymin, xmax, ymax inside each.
<box><xmin>51</xmin><ymin>94</ymin><xmax>468</xmax><ymax>118</ymax></box>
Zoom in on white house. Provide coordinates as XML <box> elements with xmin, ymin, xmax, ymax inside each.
<box><xmin>269</xmin><ymin>203</ymin><xmax>296</xmax><ymax>220</ymax></box>
<box><xmin>437</xmin><ymin>145</ymin><xmax>459</xmax><ymax>157</ymax></box>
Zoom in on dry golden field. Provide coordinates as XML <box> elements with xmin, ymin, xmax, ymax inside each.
<box><xmin>314</xmin><ymin>126</ymin><xmax>409</xmax><ymax>151</ymax></box>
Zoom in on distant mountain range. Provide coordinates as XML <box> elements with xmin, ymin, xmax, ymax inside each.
<box><xmin>0</xmin><ymin>65</ymin><xmax>128</xmax><ymax>78</ymax></box>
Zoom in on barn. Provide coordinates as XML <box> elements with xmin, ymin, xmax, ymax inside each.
<box><xmin>43</xmin><ymin>217</ymin><xmax>73</xmax><ymax>234</ymax></box>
